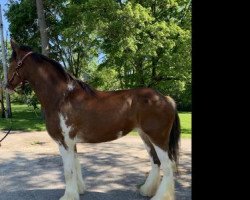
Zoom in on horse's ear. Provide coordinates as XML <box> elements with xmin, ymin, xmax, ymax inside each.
<box><xmin>10</xmin><ymin>39</ymin><xmax>19</xmax><ymax>51</ymax></box>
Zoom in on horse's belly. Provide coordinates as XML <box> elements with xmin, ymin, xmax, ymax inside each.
<box><xmin>72</xmin><ymin>110</ymin><xmax>136</xmax><ymax>143</ymax></box>
<box><xmin>75</xmin><ymin>126</ymin><xmax>132</xmax><ymax>143</ymax></box>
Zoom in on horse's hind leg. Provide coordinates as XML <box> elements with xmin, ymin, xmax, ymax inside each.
<box><xmin>138</xmin><ymin>129</ymin><xmax>161</xmax><ymax>197</ymax></box>
<box><xmin>151</xmin><ymin>144</ymin><xmax>175</xmax><ymax>200</ymax></box>
<box><xmin>74</xmin><ymin>145</ymin><xmax>86</xmax><ymax>194</ymax></box>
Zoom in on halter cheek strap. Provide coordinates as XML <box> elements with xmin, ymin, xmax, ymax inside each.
<box><xmin>8</xmin><ymin>51</ymin><xmax>33</xmax><ymax>86</ymax></box>
<box><xmin>17</xmin><ymin>51</ymin><xmax>34</xmax><ymax>67</ymax></box>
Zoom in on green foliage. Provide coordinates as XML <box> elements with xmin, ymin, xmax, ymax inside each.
<box><xmin>5</xmin><ymin>0</ymin><xmax>97</xmax><ymax>78</ymax></box>
<box><xmin>11</xmin><ymin>85</ymin><xmax>40</xmax><ymax>110</ymax></box>
<box><xmin>5</xmin><ymin>0</ymin><xmax>191</xmax><ymax>110</ymax></box>
<box><xmin>89</xmin><ymin>68</ymin><xmax>121</xmax><ymax>90</ymax></box>
<box><xmin>89</xmin><ymin>0</ymin><xmax>191</xmax><ymax>109</ymax></box>
<box><xmin>6</xmin><ymin>0</ymin><xmax>40</xmax><ymax>48</ymax></box>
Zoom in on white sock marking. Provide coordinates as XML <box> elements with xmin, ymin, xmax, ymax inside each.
<box><xmin>75</xmin><ymin>156</ymin><xmax>86</xmax><ymax>194</ymax></box>
<box><xmin>59</xmin><ymin>113</ymin><xmax>80</xmax><ymax>200</ymax></box>
<box><xmin>138</xmin><ymin>129</ymin><xmax>160</xmax><ymax>197</ymax></box>
<box><xmin>152</xmin><ymin>145</ymin><xmax>175</xmax><ymax>200</ymax></box>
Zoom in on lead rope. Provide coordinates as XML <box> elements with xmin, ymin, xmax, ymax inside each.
<box><xmin>0</xmin><ymin>81</ymin><xmax>26</xmax><ymax>147</ymax></box>
<box><xmin>0</xmin><ymin>118</ymin><xmax>12</xmax><ymax>147</ymax></box>
<box><xmin>1</xmin><ymin>51</ymin><xmax>34</xmax><ymax>147</ymax></box>
<box><xmin>0</xmin><ymin>85</ymin><xmax>39</xmax><ymax>147</ymax></box>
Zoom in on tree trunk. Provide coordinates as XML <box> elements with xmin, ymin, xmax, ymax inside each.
<box><xmin>0</xmin><ymin>5</ymin><xmax>11</xmax><ymax>118</ymax></box>
<box><xmin>0</xmin><ymin>87</ymin><xmax>5</xmax><ymax>118</ymax></box>
<box><xmin>36</xmin><ymin>0</ymin><xmax>49</xmax><ymax>119</ymax></box>
<box><xmin>36</xmin><ymin>0</ymin><xmax>49</xmax><ymax>56</ymax></box>
<box><xmin>135</xmin><ymin>58</ymin><xmax>145</xmax><ymax>87</ymax></box>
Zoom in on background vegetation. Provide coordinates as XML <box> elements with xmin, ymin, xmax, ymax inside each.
<box><xmin>2</xmin><ymin>0</ymin><xmax>191</xmax><ymax>111</ymax></box>
<box><xmin>1</xmin><ymin>0</ymin><xmax>191</xmax><ymax>136</ymax></box>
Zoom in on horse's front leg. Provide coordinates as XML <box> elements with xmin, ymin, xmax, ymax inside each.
<box><xmin>74</xmin><ymin>145</ymin><xmax>86</xmax><ymax>194</ymax></box>
<box><xmin>59</xmin><ymin>144</ymin><xmax>79</xmax><ymax>200</ymax></box>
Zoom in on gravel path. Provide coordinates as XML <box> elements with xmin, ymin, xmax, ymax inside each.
<box><xmin>0</xmin><ymin>131</ymin><xmax>191</xmax><ymax>200</ymax></box>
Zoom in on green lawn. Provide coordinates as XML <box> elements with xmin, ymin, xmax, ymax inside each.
<box><xmin>0</xmin><ymin>104</ymin><xmax>191</xmax><ymax>138</ymax></box>
<box><xmin>179</xmin><ymin>112</ymin><xmax>192</xmax><ymax>138</ymax></box>
<box><xmin>0</xmin><ymin>104</ymin><xmax>46</xmax><ymax>131</ymax></box>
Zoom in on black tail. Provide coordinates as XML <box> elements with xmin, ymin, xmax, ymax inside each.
<box><xmin>168</xmin><ymin>111</ymin><xmax>181</xmax><ymax>165</ymax></box>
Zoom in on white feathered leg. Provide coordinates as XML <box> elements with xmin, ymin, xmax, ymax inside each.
<box><xmin>59</xmin><ymin>145</ymin><xmax>79</xmax><ymax>200</ymax></box>
<box><xmin>75</xmin><ymin>155</ymin><xmax>86</xmax><ymax>194</ymax></box>
<box><xmin>151</xmin><ymin>145</ymin><xmax>175</xmax><ymax>200</ymax></box>
<box><xmin>58</xmin><ymin>113</ymin><xmax>79</xmax><ymax>200</ymax></box>
<box><xmin>138</xmin><ymin>130</ymin><xmax>161</xmax><ymax>197</ymax></box>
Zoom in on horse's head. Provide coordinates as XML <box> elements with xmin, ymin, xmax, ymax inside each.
<box><xmin>5</xmin><ymin>39</ymin><xmax>33</xmax><ymax>92</ymax></box>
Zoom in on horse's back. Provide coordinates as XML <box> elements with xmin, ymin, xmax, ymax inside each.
<box><xmin>64</xmin><ymin>86</ymin><xmax>176</xmax><ymax>121</ymax></box>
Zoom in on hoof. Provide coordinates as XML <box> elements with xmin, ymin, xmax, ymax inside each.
<box><xmin>78</xmin><ymin>183</ymin><xmax>86</xmax><ymax>195</ymax></box>
<box><xmin>139</xmin><ymin>184</ymin><xmax>156</xmax><ymax>197</ymax></box>
<box><xmin>150</xmin><ymin>192</ymin><xmax>175</xmax><ymax>200</ymax></box>
<box><xmin>59</xmin><ymin>192</ymin><xmax>80</xmax><ymax>200</ymax></box>
<box><xmin>150</xmin><ymin>196</ymin><xmax>175</xmax><ymax>200</ymax></box>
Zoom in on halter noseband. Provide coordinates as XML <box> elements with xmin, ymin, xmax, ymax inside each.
<box><xmin>8</xmin><ymin>51</ymin><xmax>33</xmax><ymax>85</ymax></box>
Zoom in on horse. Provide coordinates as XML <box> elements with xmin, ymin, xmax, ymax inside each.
<box><xmin>4</xmin><ymin>39</ymin><xmax>181</xmax><ymax>200</ymax></box>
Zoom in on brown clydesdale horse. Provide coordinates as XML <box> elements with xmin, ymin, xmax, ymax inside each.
<box><xmin>5</xmin><ymin>39</ymin><xmax>181</xmax><ymax>200</ymax></box>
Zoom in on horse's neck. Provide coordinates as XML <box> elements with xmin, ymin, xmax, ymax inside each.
<box><xmin>27</xmin><ymin>64</ymin><xmax>68</xmax><ymax>110</ymax></box>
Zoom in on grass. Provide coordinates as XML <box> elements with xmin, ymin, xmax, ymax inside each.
<box><xmin>0</xmin><ymin>104</ymin><xmax>191</xmax><ymax>138</ymax></box>
<box><xmin>0</xmin><ymin>104</ymin><xmax>46</xmax><ymax>131</ymax></box>
<box><xmin>179</xmin><ymin>112</ymin><xmax>192</xmax><ymax>138</ymax></box>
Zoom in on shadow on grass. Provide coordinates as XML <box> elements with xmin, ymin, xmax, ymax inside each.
<box><xmin>0</xmin><ymin>118</ymin><xmax>45</xmax><ymax>131</ymax></box>
<box><xmin>181</xmin><ymin>128</ymin><xmax>192</xmax><ymax>135</ymax></box>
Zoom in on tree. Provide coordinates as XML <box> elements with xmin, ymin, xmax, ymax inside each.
<box><xmin>81</xmin><ymin>0</ymin><xmax>191</xmax><ymax>109</ymax></box>
<box><xmin>5</xmin><ymin>0</ymin><xmax>192</xmax><ymax>110</ymax></box>
<box><xmin>6</xmin><ymin>0</ymin><xmax>97</xmax><ymax>78</ymax></box>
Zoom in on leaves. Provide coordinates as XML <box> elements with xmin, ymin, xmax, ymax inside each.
<box><xmin>5</xmin><ymin>0</ymin><xmax>191</xmax><ymax>110</ymax></box>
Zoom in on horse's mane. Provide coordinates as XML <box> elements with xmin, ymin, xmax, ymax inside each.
<box><xmin>12</xmin><ymin>45</ymin><xmax>96</xmax><ymax>96</ymax></box>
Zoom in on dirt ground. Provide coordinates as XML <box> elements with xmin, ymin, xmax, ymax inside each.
<box><xmin>0</xmin><ymin>131</ymin><xmax>191</xmax><ymax>200</ymax></box>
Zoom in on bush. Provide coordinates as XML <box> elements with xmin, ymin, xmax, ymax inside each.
<box><xmin>10</xmin><ymin>84</ymin><xmax>39</xmax><ymax>110</ymax></box>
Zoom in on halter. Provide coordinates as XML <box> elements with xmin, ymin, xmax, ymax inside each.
<box><xmin>8</xmin><ymin>51</ymin><xmax>33</xmax><ymax>86</ymax></box>
<box><xmin>1</xmin><ymin>51</ymin><xmax>33</xmax><ymax>146</ymax></box>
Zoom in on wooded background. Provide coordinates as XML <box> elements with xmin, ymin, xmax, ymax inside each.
<box><xmin>1</xmin><ymin>0</ymin><xmax>191</xmax><ymax>111</ymax></box>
